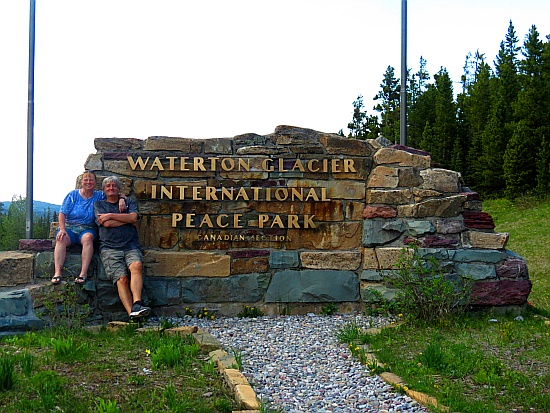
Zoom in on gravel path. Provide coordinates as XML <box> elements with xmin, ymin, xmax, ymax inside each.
<box><xmin>148</xmin><ymin>314</ymin><xmax>429</xmax><ymax>413</ymax></box>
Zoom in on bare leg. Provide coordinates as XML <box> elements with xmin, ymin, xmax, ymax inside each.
<box><xmin>79</xmin><ymin>233</ymin><xmax>95</xmax><ymax>279</ymax></box>
<box><xmin>128</xmin><ymin>261</ymin><xmax>144</xmax><ymax>303</ymax></box>
<box><xmin>53</xmin><ymin>236</ymin><xmax>71</xmax><ymax>279</ymax></box>
<box><xmin>116</xmin><ymin>276</ymin><xmax>133</xmax><ymax>315</ymax></box>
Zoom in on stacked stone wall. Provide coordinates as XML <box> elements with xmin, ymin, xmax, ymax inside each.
<box><xmin>19</xmin><ymin>125</ymin><xmax>531</xmax><ymax>317</ymax></box>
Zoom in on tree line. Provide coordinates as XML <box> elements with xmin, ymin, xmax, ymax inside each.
<box><xmin>0</xmin><ymin>196</ymin><xmax>57</xmax><ymax>250</ymax></box>
<box><xmin>344</xmin><ymin>21</ymin><xmax>550</xmax><ymax>199</ymax></box>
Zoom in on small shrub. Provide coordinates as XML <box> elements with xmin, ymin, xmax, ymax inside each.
<box><xmin>320</xmin><ymin>303</ymin><xmax>338</xmax><ymax>316</ymax></box>
<box><xmin>237</xmin><ymin>305</ymin><xmax>265</xmax><ymax>318</ymax></box>
<box><xmin>387</xmin><ymin>245</ymin><xmax>471</xmax><ymax>324</ymax></box>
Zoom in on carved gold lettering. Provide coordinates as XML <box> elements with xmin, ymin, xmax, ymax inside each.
<box><xmin>288</xmin><ymin>214</ymin><xmax>299</xmax><ymax>228</ymax></box>
<box><xmin>278</xmin><ymin>158</ymin><xmax>288</xmax><ymax>172</ymax></box>
<box><xmin>151</xmin><ymin>157</ymin><xmax>164</xmax><ymax>170</ymax></box>
<box><xmin>216</xmin><ymin>214</ymin><xmax>229</xmax><ymax>228</ymax></box>
<box><xmin>172</xmin><ymin>213</ymin><xmax>183</xmax><ymax>227</ymax></box>
<box><xmin>331</xmin><ymin>159</ymin><xmax>341</xmax><ymax>173</ymax></box>
<box><xmin>127</xmin><ymin>156</ymin><xmax>149</xmax><ymax>170</ymax></box>
<box><xmin>308</xmin><ymin>159</ymin><xmax>320</xmax><ymax>172</ymax></box>
<box><xmin>304</xmin><ymin>214</ymin><xmax>315</xmax><ymax>228</ymax></box>
<box><xmin>235</xmin><ymin>187</ymin><xmax>249</xmax><ymax>201</ymax></box>
<box><xmin>221</xmin><ymin>158</ymin><xmax>234</xmax><ymax>171</ymax></box>
<box><xmin>305</xmin><ymin>188</ymin><xmax>319</xmax><ymax>201</ymax></box>
<box><xmin>275</xmin><ymin>188</ymin><xmax>288</xmax><ymax>201</ymax></box>
<box><xmin>167</xmin><ymin>157</ymin><xmax>177</xmax><ymax>170</ymax></box>
<box><xmin>291</xmin><ymin>159</ymin><xmax>306</xmax><ymax>172</ymax></box>
<box><xmin>200</xmin><ymin>214</ymin><xmax>214</xmax><ymax>228</ymax></box>
<box><xmin>160</xmin><ymin>186</ymin><xmax>173</xmax><ymax>199</ymax></box>
<box><xmin>258</xmin><ymin>214</ymin><xmax>270</xmax><ymax>228</ymax></box>
<box><xmin>271</xmin><ymin>215</ymin><xmax>284</xmax><ymax>228</ymax></box>
<box><xmin>194</xmin><ymin>157</ymin><xmax>206</xmax><ymax>171</ymax></box>
<box><xmin>234</xmin><ymin>214</ymin><xmax>243</xmax><ymax>228</ymax></box>
<box><xmin>186</xmin><ymin>213</ymin><xmax>196</xmax><ymax>227</ymax></box>
<box><xmin>181</xmin><ymin>157</ymin><xmax>190</xmax><ymax>171</ymax></box>
<box><xmin>344</xmin><ymin>159</ymin><xmax>356</xmax><ymax>172</ymax></box>
<box><xmin>262</xmin><ymin>159</ymin><xmax>274</xmax><ymax>171</ymax></box>
<box><xmin>206</xmin><ymin>186</ymin><xmax>217</xmax><ymax>200</ymax></box>
<box><xmin>192</xmin><ymin>186</ymin><xmax>202</xmax><ymax>200</ymax></box>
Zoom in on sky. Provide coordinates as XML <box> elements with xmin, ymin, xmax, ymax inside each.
<box><xmin>1</xmin><ymin>0</ymin><xmax>549</xmax><ymax>206</ymax></box>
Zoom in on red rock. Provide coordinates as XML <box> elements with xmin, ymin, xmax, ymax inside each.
<box><xmin>470</xmin><ymin>279</ymin><xmax>532</xmax><ymax>306</ymax></box>
<box><xmin>462</xmin><ymin>211</ymin><xmax>495</xmax><ymax>230</ymax></box>
<box><xmin>362</xmin><ymin>205</ymin><xmax>397</xmax><ymax>219</ymax></box>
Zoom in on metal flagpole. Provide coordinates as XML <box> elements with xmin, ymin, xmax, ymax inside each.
<box><xmin>400</xmin><ymin>0</ymin><xmax>407</xmax><ymax>146</ymax></box>
<box><xmin>26</xmin><ymin>0</ymin><xmax>36</xmax><ymax>238</ymax></box>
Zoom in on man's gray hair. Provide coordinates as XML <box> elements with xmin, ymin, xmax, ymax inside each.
<box><xmin>102</xmin><ymin>176</ymin><xmax>121</xmax><ymax>190</ymax></box>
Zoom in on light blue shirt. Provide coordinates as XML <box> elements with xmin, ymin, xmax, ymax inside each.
<box><xmin>60</xmin><ymin>190</ymin><xmax>106</xmax><ymax>225</ymax></box>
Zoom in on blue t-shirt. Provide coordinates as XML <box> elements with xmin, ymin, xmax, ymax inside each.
<box><xmin>60</xmin><ymin>190</ymin><xmax>106</xmax><ymax>225</ymax></box>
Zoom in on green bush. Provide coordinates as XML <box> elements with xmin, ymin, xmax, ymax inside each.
<box><xmin>387</xmin><ymin>246</ymin><xmax>471</xmax><ymax>324</ymax></box>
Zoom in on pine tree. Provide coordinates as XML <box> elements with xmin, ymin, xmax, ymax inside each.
<box><xmin>505</xmin><ymin>25</ymin><xmax>549</xmax><ymax>196</ymax></box>
<box><xmin>479</xmin><ymin>21</ymin><xmax>520</xmax><ymax>196</ymax></box>
<box><xmin>432</xmin><ymin>68</ymin><xmax>457</xmax><ymax>167</ymax></box>
<box><xmin>373</xmin><ymin>66</ymin><xmax>401</xmax><ymax>143</ymax></box>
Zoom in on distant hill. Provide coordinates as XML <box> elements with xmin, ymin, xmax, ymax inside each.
<box><xmin>0</xmin><ymin>200</ymin><xmax>61</xmax><ymax>215</ymax></box>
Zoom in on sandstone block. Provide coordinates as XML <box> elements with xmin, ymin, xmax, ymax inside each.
<box><xmin>373</xmin><ymin>147</ymin><xmax>431</xmax><ymax>168</ymax></box>
<box><xmin>144</xmin><ymin>136</ymin><xmax>204</xmax><ymax>152</ymax></box>
<box><xmin>435</xmin><ymin>218</ymin><xmax>465</xmax><ymax>234</ymax></box>
<box><xmin>376</xmin><ymin>247</ymin><xmax>412</xmax><ymax>269</ymax></box>
<box><xmin>287</xmin><ymin>179</ymin><xmax>366</xmax><ymax>200</ymax></box>
<box><xmin>318</xmin><ymin>134</ymin><xmax>376</xmax><ymax>156</ymax></box>
<box><xmin>367</xmin><ymin>166</ymin><xmax>399</xmax><ymax>188</ymax></box>
<box><xmin>300</xmin><ymin>251</ymin><xmax>362</xmax><ymax>270</ymax></box>
<box><xmin>397</xmin><ymin>195</ymin><xmax>466</xmax><ymax>218</ymax></box>
<box><xmin>94</xmin><ymin>137</ymin><xmax>143</xmax><ymax>151</ymax></box>
<box><xmin>420</xmin><ymin>168</ymin><xmax>461</xmax><ymax>193</ymax></box>
<box><xmin>496</xmin><ymin>257</ymin><xmax>528</xmax><ymax>279</ymax></box>
<box><xmin>362</xmin><ymin>248</ymin><xmax>379</xmax><ymax>269</ymax></box>
<box><xmin>231</xmin><ymin>257</ymin><xmax>269</xmax><ymax>275</ymax></box>
<box><xmin>366</xmin><ymin>189</ymin><xmax>414</xmax><ymax>205</ymax></box>
<box><xmin>462</xmin><ymin>231</ymin><xmax>509</xmax><ymax>249</ymax></box>
<box><xmin>287</xmin><ymin>222</ymin><xmax>362</xmax><ymax>250</ymax></box>
<box><xmin>235</xmin><ymin>384</ymin><xmax>260</xmax><ymax>410</ymax></box>
<box><xmin>302</xmin><ymin>200</ymin><xmax>344</xmax><ymax>221</ymax></box>
<box><xmin>204</xmin><ymin>138</ymin><xmax>233</xmax><ymax>154</ymax></box>
<box><xmin>223</xmin><ymin>368</ymin><xmax>249</xmax><ymax>388</ymax></box>
<box><xmin>143</xmin><ymin>250</ymin><xmax>231</xmax><ymax>277</ymax></box>
<box><xmin>462</xmin><ymin>211</ymin><xmax>495</xmax><ymax>230</ymax></box>
<box><xmin>0</xmin><ymin>251</ymin><xmax>34</xmax><ymax>287</ymax></box>
<box><xmin>346</xmin><ymin>201</ymin><xmax>366</xmax><ymax>220</ymax></box>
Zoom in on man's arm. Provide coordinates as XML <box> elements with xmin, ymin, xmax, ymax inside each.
<box><xmin>97</xmin><ymin>212</ymin><xmax>138</xmax><ymax>227</ymax></box>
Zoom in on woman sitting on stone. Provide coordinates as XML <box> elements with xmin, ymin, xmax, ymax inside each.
<box><xmin>51</xmin><ymin>171</ymin><xmax>124</xmax><ymax>284</ymax></box>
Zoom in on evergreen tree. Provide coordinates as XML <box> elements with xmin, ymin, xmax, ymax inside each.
<box><xmin>431</xmin><ymin>68</ymin><xmax>457</xmax><ymax>167</ymax></box>
<box><xmin>373</xmin><ymin>66</ymin><xmax>401</xmax><ymax>143</ymax></box>
<box><xmin>536</xmin><ymin>135</ymin><xmax>550</xmax><ymax>194</ymax></box>
<box><xmin>505</xmin><ymin>25</ymin><xmax>549</xmax><ymax>196</ymax></box>
<box><xmin>408</xmin><ymin>57</ymin><xmax>432</xmax><ymax>148</ymax></box>
<box><xmin>479</xmin><ymin>21</ymin><xmax>520</xmax><ymax>196</ymax></box>
<box><xmin>504</xmin><ymin>121</ymin><xmax>535</xmax><ymax>198</ymax></box>
<box><xmin>463</xmin><ymin>55</ymin><xmax>494</xmax><ymax>189</ymax></box>
<box><xmin>346</xmin><ymin>95</ymin><xmax>379</xmax><ymax>140</ymax></box>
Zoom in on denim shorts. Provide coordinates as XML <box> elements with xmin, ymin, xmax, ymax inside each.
<box><xmin>100</xmin><ymin>248</ymin><xmax>143</xmax><ymax>284</ymax></box>
<box><xmin>60</xmin><ymin>224</ymin><xmax>98</xmax><ymax>245</ymax></box>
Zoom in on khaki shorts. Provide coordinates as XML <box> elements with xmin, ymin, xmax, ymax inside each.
<box><xmin>100</xmin><ymin>248</ymin><xmax>143</xmax><ymax>284</ymax></box>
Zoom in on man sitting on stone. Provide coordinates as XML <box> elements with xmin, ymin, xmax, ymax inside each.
<box><xmin>94</xmin><ymin>176</ymin><xmax>150</xmax><ymax>319</ymax></box>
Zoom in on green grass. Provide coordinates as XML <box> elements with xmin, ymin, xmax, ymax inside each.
<box><xmin>337</xmin><ymin>195</ymin><xmax>550</xmax><ymax>413</ymax></box>
<box><xmin>341</xmin><ymin>312</ymin><xmax>550</xmax><ymax>413</ymax></box>
<box><xmin>0</xmin><ymin>327</ymin><xmax>237</xmax><ymax>413</ymax></box>
<box><xmin>483</xmin><ymin>195</ymin><xmax>550</xmax><ymax>310</ymax></box>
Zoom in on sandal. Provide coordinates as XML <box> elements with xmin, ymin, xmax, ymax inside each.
<box><xmin>74</xmin><ymin>275</ymin><xmax>89</xmax><ymax>284</ymax></box>
<box><xmin>51</xmin><ymin>275</ymin><xmax>62</xmax><ymax>284</ymax></box>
